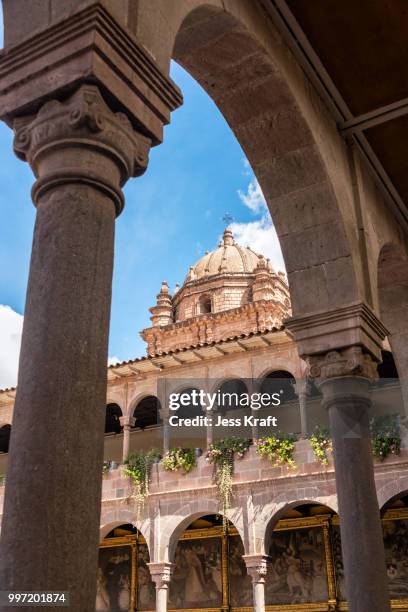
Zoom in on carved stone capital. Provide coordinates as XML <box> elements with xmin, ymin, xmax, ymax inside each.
<box><xmin>119</xmin><ymin>416</ymin><xmax>135</xmax><ymax>429</ymax></box>
<box><xmin>243</xmin><ymin>554</ymin><xmax>269</xmax><ymax>583</ymax></box>
<box><xmin>308</xmin><ymin>346</ymin><xmax>378</xmax><ymax>382</ymax></box>
<box><xmin>285</xmin><ymin>302</ymin><xmax>388</xmax><ymax>364</ymax></box>
<box><xmin>147</xmin><ymin>562</ymin><xmax>174</xmax><ymax>589</ymax></box>
<box><xmin>13</xmin><ymin>84</ymin><xmax>151</xmax><ymax>215</ymax></box>
<box><xmin>0</xmin><ymin>3</ymin><xmax>182</xmax><ymax>143</ymax></box>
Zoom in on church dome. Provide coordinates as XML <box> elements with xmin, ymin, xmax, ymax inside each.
<box><xmin>185</xmin><ymin>228</ymin><xmax>270</xmax><ymax>283</ymax></box>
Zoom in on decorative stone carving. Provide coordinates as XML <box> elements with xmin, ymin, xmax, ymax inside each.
<box><xmin>150</xmin><ymin>281</ymin><xmax>174</xmax><ymax>327</ymax></box>
<box><xmin>147</xmin><ymin>562</ymin><xmax>174</xmax><ymax>589</ymax></box>
<box><xmin>13</xmin><ymin>84</ymin><xmax>151</xmax><ymax>215</ymax></box>
<box><xmin>285</xmin><ymin>302</ymin><xmax>388</xmax><ymax>365</ymax></box>
<box><xmin>0</xmin><ymin>3</ymin><xmax>182</xmax><ymax>143</ymax></box>
<box><xmin>141</xmin><ymin>227</ymin><xmax>291</xmax><ymax>355</ymax></box>
<box><xmin>243</xmin><ymin>554</ymin><xmax>269</xmax><ymax>584</ymax></box>
<box><xmin>119</xmin><ymin>416</ymin><xmax>136</xmax><ymax>429</ymax></box>
<box><xmin>308</xmin><ymin>346</ymin><xmax>378</xmax><ymax>381</ymax></box>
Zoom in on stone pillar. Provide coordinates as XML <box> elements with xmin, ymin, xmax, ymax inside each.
<box><xmin>294</xmin><ymin>379</ymin><xmax>308</xmax><ymax>437</ymax></box>
<box><xmin>310</xmin><ymin>347</ymin><xmax>391</xmax><ymax>612</ymax></box>
<box><xmin>120</xmin><ymin>416</ymin><xmax>136</xmax><ymax>462</ymax></box>
<box><xmin>206</xmin><ymin>407</ymin><xmax>214</xmax><ymax>449</ymax></box>
<box><xmin>0</xmin><ymin>85</ymin><xmax>150</xmax><ymax>611</ymax></box>
<box><xmin>162</xmin><ymin>409</ymin><xmax>171</xmax><ymax>455</ymax></box>
<box><xmin>243</xmin><ymin>554</ymin><xmax>268</xmax><ymax>612</ymax></box>
<box><xmin>148</xmin><ymin>562</ymin><xmax>173</xmax><ymax>612</ymax></box>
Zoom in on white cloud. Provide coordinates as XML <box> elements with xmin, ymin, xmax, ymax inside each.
<box><xmin>0</xmin><ymin>305</ymin><xmax>23</xmax><ymax>389</ymax></box>
<box><xmin>108</xmin><ymin>356</ymin><xmax>121</xmax><ymax>366</ymax></box>
<box><xmin>234</xmin><ymin>166</ymin><xmax>286</xmax><ymax>273</ymax></box>
<box><xmin>238</xmin><ymin>177</ymin><xmax>267</xmax><ymax>214</ymax></box>
<box><xmin>230</xmin><ymin>217</ymin><xmax>286</xmax><ymax>273</ymax></box>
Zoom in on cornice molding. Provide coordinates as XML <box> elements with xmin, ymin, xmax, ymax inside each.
<box><xmin>285</xmin><ymin>301</ymin><xmax>388</xmax><ymax>360</ymax></box>
<box><xmin>0</xmin><ymin>3</ymin><xmax>182</xmax><ymax>143</ymax></box>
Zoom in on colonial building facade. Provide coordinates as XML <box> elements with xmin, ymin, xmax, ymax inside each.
<box><xmin>0</xmin><ymin>229</ymin><xmax>407</xmax><ymax>612</ymax></box>
<box><xmin>2</xmin><ymin>3</ymin><xmax>408</xmax><ymax>611</ymax></box>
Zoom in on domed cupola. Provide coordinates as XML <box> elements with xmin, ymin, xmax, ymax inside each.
<box><xmin>186</xmin><ymin>228</ymin><xmax>261</xmax><ymax>282</ymax></box>
<box><xmin>141</xmin><ymin>228</ymin><xmax>291</xmax><ymax>355</ymax></box>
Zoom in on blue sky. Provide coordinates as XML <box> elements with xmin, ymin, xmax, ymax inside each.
<box><xmin>0</xmin><ymin>31</ymin><xmax>284</xmax><ymax>388</ymax></box>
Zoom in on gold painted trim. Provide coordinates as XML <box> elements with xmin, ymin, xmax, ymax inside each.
<box><xmin>383</xmin><ymin>508</ymin><xmax>408</xmax><ymax>521</ymax></box>
<box><xmin>221</xmin><ymin>525</ymin><xmax>230</xmax><ymax>611</ymax></box>
<box><xmin>265</xmin><ymin>604</ymin><xmax>330</xmax><ymax>611</ymax></box>
<box><xmin>322</xmin><ymin>521</ymin><xmax>337</xmax><ymax>604</ymax></box>
<box><xmin>274</xmin><ymin>515</ymin><xmax>333</xmax><ymax>531</ymax></box>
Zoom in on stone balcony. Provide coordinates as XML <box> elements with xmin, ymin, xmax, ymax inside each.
<box><xmin>100</xmin><ymin>437</ymin><xmax>408</xmax><ymax>514</ymax></box>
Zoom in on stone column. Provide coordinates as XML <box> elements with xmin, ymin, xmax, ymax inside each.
<box><xmin>148</xmin><ymin>562</ymin><xmax>173</xmax><ymax>612</ymax></box>
<box><xmin>206</xmin><ymin>407</ymin><xmax>214</xmax><ymax>449</ymax></box>
<box><xmin>294</xmin><ymin>379</ymin><xmax>308</xmax><ymax>437</ymax></box>
<box><xmin>120</xmin><ymin>416</ymin><xmax>136</xmax><ymax>462</ymax></box>
<box><xmin>243</xmin><ymin>554</ymin><xmax>268</xmax><ymax>612</ymax></box>
<box><xmin>161</xmin><ymin>408</ymin><xmax>171</xmax><ymax>455</ymax></box>
<box><xmin>0</xmin><ymin>85</ymin><xmax>150</xmax><ymax>611</ymax></box>
<box><xmin>310</xmin><ymin>347</ymin><xmax>391</xmax><ymax>612</ymax></box>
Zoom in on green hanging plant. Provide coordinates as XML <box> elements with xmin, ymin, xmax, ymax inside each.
<box><xmin>123</xmin><ymin>449</ymin><xmax>161</xmax><ymax>503</ymax></box>
<box><xmin>206</xmin><ymin>437</ymin><xmax>251</xmax><ymax>520</ymax></box>
<box><xmin>370</xmin><ymin>414</ymin><xmax>401</xmax><ymax>462</ymax></box>
<box><xmin>308</xmin><ymin>427</ymin><xmax>333</xmax><ymax>465</ymax></box>
<box><xmin>256</xmin><ymin>433</ymin><xmax>297</xmax><ymax>468</ymax></box>
<box><xmin>162</xmin><ymin>448</ymin><xmax>196</xmax><ymax>473</ymax></box>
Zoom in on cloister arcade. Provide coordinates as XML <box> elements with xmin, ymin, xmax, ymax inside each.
<box><xmin>0</xmin><ymin>2</ymin><xmax>408</xmax><ymax>612</ymax></box>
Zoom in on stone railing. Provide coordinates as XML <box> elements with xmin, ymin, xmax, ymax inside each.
<box><xmin>100</xmin><ymin>437</ymin><xmax>408</xmax><ymax>504</ymax></box>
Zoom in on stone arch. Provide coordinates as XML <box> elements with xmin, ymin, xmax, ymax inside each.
<box><xmin>131</xmin><ymin>0</ymin><xmax>364</xmax><ymax>318</ymax></box>
<box><xmin>249</xmin><ymin>485</ymin><xmax>338</xmax><ymax>555</ymax></box>
<box><xmin>105</xmin><ymin>403</ymin><xmax>123</xmax><ymax>435</ymax></box>
<box><xmin>255</xmin><ymin>361</ymin><xmax>300</xmax><ymax>382</ymax></box>
<box><xmin>0</xmin><ymin>424</ymin><xmax>11</xmax><ymax>454</ymax></box>
<box><xmin>259</xmin><ymin>369</ymin><xmax>297</xmax><ymax>402</ymax></box>
<box><xmin>158</xmin><ymin>501</ymin><xmax>247</xmax><ymax>562</ymax></box>
<box><xmin>131</xmin><ymin>395</ymin><xmax>161</xmax><ymax>429</ymax></box>
<box><xmin>99</xmin><ymin>513</ymin><xmax>151</xmax><ymax>553</ymax></box>
<box><xmin>171</xmin><ymin>386</ymin><xmax>204</xmax><ymax>418</ymax></box>
<box><xmin>263</xmin><ymin>498</ymin><xmax>338</xmax><ymax>555</ymax></box>
<box><xmin>377</xmin><ymin>476</ymin><xmax>408</xmax><ymax>511</ymax></box>
<box><xmin>211</xmin><ymin>377</ymin><xmax>249</xmax><ymax>413</ymax></box>
<box><xmin>209</xmin><ymin>376</ymin><xmax>248</xmax><ymax>395</ymax></box>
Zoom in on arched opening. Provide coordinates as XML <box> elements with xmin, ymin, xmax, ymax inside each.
<box><xmin>199</xmin><ymin>295</ymin><xmax>212</xmax><ymax>315</ymax></box>
<box><xmin>0</xmin><ymin>424</ymin><xmax>11</xmax><ymax>453</ymax></box>
<box><xmin>168</xmin><ymin>387</ymin><xmax>206</xmax><ymax>451</ymax></box>
<box><xmin>265</xmin><ymin>502</ymin><xmax>339</xmax><ymax>606</ymax></box>
<box><xmin>264</xmin><ymin>498</ymin><xmax>408</xmax><ymax>606</ymax></box>
<box><xmin>258</xmin><ymin>370</ymin><xmax>300</xmax><ymax>435</ymax></box>
<box><xmin>260</xmin><ymin>370</ymin><xmax>296</xmax><ymax>403</ymax></box>
<box><xmin>168</xmin><ymin>514</ymin><xmax>251</xmax><ymax>608</ymax></box>
<box><xmin>132</xmin><ymin>395</ymin><xmax>161</xmax><ymax>430</ymax></box>
<box><xmin>216</xmin><ymin>379</ymin><xmax>248</xmax><ymax>414</ymax></box>
<box><xmin>97</xmin><ymin>523</ymin><xmax>154</xmax><ymax>611</ymax></box>
<box><xmin>105</xmin><ymin>404</ymin><xmax>123</xmax><ymax>435</ymax></box>
<box><xmin>171</xmin><ymin>2</ymin><xmax>360</xmax><ymax>322</ymax></box>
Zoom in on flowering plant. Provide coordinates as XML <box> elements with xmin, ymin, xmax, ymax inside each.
<box><xmin>162</xmin><ymin>448</ymin><xmax>196</xmax><ymax>473</ymax></box>
<box><xmin>256</xmin><ymin>433</ymin><xmax>297</xmax><ymax>468</ymax></box>
<box><xmin>124</xmin><ymin>448</ymin><xmax>161</xmax><ymax>502</ymax></box>
<box><xmin>206</xmin><ymin>437</ymin><xmax>251</xmax><ymax>520</ymax></box>
<box><xmin>308</xmin><ymin>427</ymin><xmax>333</xmax><ymax>465</ymax></box>
<box><xmin>370</xmin><ymin>414</ymin><xmax>401</xmax><ymax>462</ymax></box>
